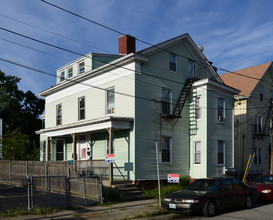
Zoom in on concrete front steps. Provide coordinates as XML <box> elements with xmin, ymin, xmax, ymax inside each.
<box><xmin>112</xmin><ymin>181</ymin><xmax>147</xmax><ymax>202</ymax></box>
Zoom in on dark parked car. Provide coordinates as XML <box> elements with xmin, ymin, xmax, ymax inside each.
<box><xmin>250</xmin><ymin>174</ymin><xmax>273</xmax><ymax>200</ymax></box>
<box><xmin>162</xmin><ymin>178</ymin><xmax>258</xmax><ymax>217</ymax></box>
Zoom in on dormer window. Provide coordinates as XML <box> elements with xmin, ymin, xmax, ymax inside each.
<box><xmin>60</xmin><ymin>70</ymin><xmax>65</xmax><ymax>82</ymax></box>
<box><xmin>79</xmin><ymin>61</ymin><xmax>85</xmax><ymax>74</ymax></box>
<box><xmin>68</xmin><ymin>67</ymin><xmax>73</xmax><ymax>78</ymax></box>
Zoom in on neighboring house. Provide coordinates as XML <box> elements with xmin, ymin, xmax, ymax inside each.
<box><xmin>220</xmin><ymin>62</ymin><xmax>273</xmax><ymax>176</ymax></box>
<box><xmin>36</xmin><ymin>34</ymin><xmax>239</xmax><ymax>184</ymax></box>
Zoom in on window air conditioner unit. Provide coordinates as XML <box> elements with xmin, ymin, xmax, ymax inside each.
<box><xmin>107</xmin><ymin>108</ymin><xmax>115</xmax><ymax>114</ymax></box>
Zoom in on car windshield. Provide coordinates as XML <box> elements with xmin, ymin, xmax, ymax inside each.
<box><xmin>253</xmin><ymin>176</ymin><xmax>273</xmax><ymax>184</ymax></box>
<box><xmin>186</xmin><ymin>179</ymin><xmax>221</xmax><ymax>191</ymax></box>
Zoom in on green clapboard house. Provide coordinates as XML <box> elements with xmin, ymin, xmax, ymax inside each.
<box><xmin>36</xmin><ymin>34</ymin><xmax>239</xmax><ymax>185</ymax></box>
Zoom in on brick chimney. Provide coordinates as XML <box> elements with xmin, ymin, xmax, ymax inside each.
<box><xmin>119</xmin><ymin>35</ymin><xmax>135</xmax><ymax>55</ymax></box>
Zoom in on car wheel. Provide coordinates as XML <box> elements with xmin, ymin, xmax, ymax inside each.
<box><xmin>203</xmin><ymin>200</ymin><xmax>217</xmax><ymax>217</ymax></box>
<box><xmin>246</xmin><ymin>195</ymin><xmax>253</xmax><ymax>209</ymax></box>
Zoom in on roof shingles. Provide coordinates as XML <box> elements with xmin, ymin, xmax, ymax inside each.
<box><xmin>220</xmin><ymin>62</ymin><xmax>272</xmax><ymax>97</ymax></box>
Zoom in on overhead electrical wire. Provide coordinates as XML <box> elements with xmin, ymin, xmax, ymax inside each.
<box><xmin>40</xmin><ymin>0</ymin><xmax>273</xmax><ymax>85</ymax></box>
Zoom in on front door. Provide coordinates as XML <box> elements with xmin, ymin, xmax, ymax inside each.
<box><xmin>56</xmin><ymin>140</ymin><xmax>64</xmax><ymax>160</ymax></box>
<box><xmin>78</xmin><ymin>135</ymin><xmax>88</xmax><ymax>160</ymax></box>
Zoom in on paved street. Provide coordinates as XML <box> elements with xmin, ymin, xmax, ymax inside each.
<box><xmin>2</xmin><ymin>181</ymin><xmax>273</xmax><ymax>220</ymax></box>
<box><xmin>2</xmin><ymin>199</ymin><xmax>273</xmax><ymax>220</ymax></box>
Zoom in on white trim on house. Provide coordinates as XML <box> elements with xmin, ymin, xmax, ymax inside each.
<box><xmin>40</xmin><ymin>53</ymin><xmax>148</xmax><ymax>97</ymax></box>
<box><xmin>36</xmin><ymin>116</ymin><xmax>133</xmax><ymax>137</ymax></box>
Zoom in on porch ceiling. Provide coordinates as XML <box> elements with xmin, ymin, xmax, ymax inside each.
<box><xmin>36</xmin><ymin>116</ymin><xmax>134</xmax><ymax>137</ymax></box>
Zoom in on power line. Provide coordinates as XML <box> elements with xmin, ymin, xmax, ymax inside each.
<box><xmin>0</xmin><ymin>26</ymin><xmax>190</xmax><ymax>86</ymax></box>
<box><xmin>0</xmin><ymin>13</ymin><xmax>112</xmax><ymax>54</ymax></box>
<box><xmin>40</xmin><ymin>0</ymin><xmax>273</xmax><ymax>85</ymax></box>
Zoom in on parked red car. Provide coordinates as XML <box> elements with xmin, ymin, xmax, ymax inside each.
<box><xmin>251</xmin><ymin>175</ymin><xmax>273</xmax><ymax>200</ymax></box>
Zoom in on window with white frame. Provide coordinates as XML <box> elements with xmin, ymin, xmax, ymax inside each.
<box><xmin>56</xmin><ymin>104</ymin><xmax>62</xmax><ymax>125</ymax></box>
<box><xmin>106</xmin><ymin>87</ymin><xmax>115</xmax><ymax>114</ymax></box>
<box><xmin>78</xmin><ymin>61</ymin><xmax>85</xmax><ymax>74</ymax></box>
<box><xmin>78</xmin><ymin>97</ymin><xmax>85</xmax><ymax>120</ymax></box>
<box><xmin>218</xmin><ymin>140</ymin><xmax>225</xmax><ymax>165</ymax></box>
<box><xmin>218</xmin><ymin>98</ymin><xmax>225</xmax><ymax>122</ymax></box>
<box><xmin>162</xmin><ymin>88</ymin><xmax>172</xmax><ymax>115</ymax></box>
<box><xmin>194</xmin><ymin>141</ymin><xmax>201</xmax><ymax>165</ymax></box>
<box><xmin>188</xmin><ymin>60</ymin><xmax>195</xmax><ymax>78</ymax></box>
<box><xmin>169</xmin><ymin>53</ymin><xmax>177</xmax><ymax>72</ymax></box>
<box><xmin>260</xmin><ymin>85</ymin><xmax>264</xmax><ymax>101</ymax></box>
<box><xmin>60</xmin><ymin>70</ymin><xmax>65</xmax><ymax>82</ymax></box>
<box><xmin>68</xmin><ymin>67</ymin><xmax>73</xmax><ymax>78</ymax></box>
<box><xmin>162</xmin><ymin>136</ymin><xmax>171</xmax><ymax>163</ymax></box>
<box><xmin>254</xmin><ymin>148</ymin><xmax>261</xmax><ymax>165</ymax></box>
<box><xmin>254</xmin><ymin>115</ymin><xmax>262</xmax><ymax>134</ymax></box>
<box><xmin>195</xmin><ymin>96</ymin><xmax>201</xmax><ymax>120</ymax></box>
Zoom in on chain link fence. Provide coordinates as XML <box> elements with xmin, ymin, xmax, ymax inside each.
<box><xmin>0</xmin><ymin>175</ymin><xmax>102</xmax><ymax>212</ymax></box>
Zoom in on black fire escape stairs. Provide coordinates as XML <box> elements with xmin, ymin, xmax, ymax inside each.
<box><xmin>260</xmin><ymin>102</ymin><xmax>273</xmax><ymax>137</ymax></box>
<box><xmin>166</xmin><ymin>77</ymin><xmax>198</xmax><ymax>119</ymax></box>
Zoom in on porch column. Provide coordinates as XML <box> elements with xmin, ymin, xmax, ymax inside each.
<box><xmin>108</xmin><ymin>127</ymin><xmax>114</xmax><ymax>183</ymax></box>
<box><xmin>47</xmin><ymin>137</ymin><xmax>51</xmax><ymax>161</ymax></box>
<box><xmin>73</xmin><ymin>133</ymin><xmax>77</xmax><ymax>171</ymax></box>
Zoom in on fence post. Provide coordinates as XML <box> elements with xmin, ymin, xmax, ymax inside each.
<box><xmin>49</xmin><ymin>176</ymin><xmax>51</xmax><ymax>207</ymax></box>
<box><xmin>45</xmin><ymin>161</ymin><xmax>48</xmax><ymax>190</ymax></box>
<box><xmin>84</xmin><ymin>176</ymin><xmax>86</xmax><ymax>205</ymax></box>
<box><xmin>9</xmin><ymin>160</ymin><xmax>12</xmax><ymax>185</ymax></box>
<box><xmin>99</xmin><ymin>175</ymin><xmax>103</xmax><ymax>204</ymax></box>
<box><xmin>31</xmin><ymin>176</ymin><xmax>34</xmax><ymax>209</ymax></box>
<box><xmin>65</xmin><ymin>176</ymin><xmax>70</xmax><ymax>207</ymax></box>
<box><xmin>67</xmin><ymin>161</ymin><xmax>70</xmax><ymax>178</ymax></box>
<box><xmin>26</xmin><ymin>161</ymin><xmax>28</xmax><ymax>177</ymax></box>
<box><xmin>27</xmin><ymin>175</ymin><xmax>30</xmax><ymax>211</ymax></box>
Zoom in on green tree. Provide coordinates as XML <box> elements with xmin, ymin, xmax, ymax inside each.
<box><xmin>0</xmin><ymin>70</ymin><xmax>44</xmax><ymax>160</ymax></box>
<box><xmin>1</xmin><ymin>128</ymin><xmax>28</xmax><ymax>160</ymax></box>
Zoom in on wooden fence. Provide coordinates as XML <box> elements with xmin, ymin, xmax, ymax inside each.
<box><xmin>0</xmin><ymin>160</ymin><xmax>102</xmax><ymax>202</ymax></box>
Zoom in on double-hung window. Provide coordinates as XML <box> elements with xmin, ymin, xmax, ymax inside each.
<box><xmin>169</xmin><ymin>53</ymin><xmax>177</xmax><ymax>72</ymax></box>
<box><xmin>56</xmin><ymin>104</ymin><xmax>62</xmax><ymax>125</ymax></box>
<box><xmin>254</xmin><ymin>148</ymin><xmax>261</xmax><ymax>165</ymax></box>
<box><xmin>68</xmin><ymin>67</ymin><xmax>73</xmax><ymax>78</ymax></box>
<box><xmin>106</xmin><ymin>87</ymin><xmax>115</xmax><ymax>114</ymax></box>
<box><xmin>162</xmin><ymin>88</ymin><xmax>172</xmax><ymax>115</ymax></box>
<box><xmin>218</xmin><ymin>140</ymin><xmax>225</xmax><ymax>165</ymax></box>
<box><xmin>162</xmin><ymin>136</ymin><xmax>171</xmax><ymax>163</ymax></box>
<box><xmin>78</xmin><ymin>97</ymin><xmax>85</xmax><ymax>120</ymax></box>
<box><xmin>194</xmin><ymin>142</ymin><xmax>201</xmax><ymax>165</ymax></box>
<box><xmin>195</xmin><ymin>97</ymin><xmax>201</xmax><ymax>120</ymax></box>
<box><xmin>254</xmin><ymin>116</ymin><xmax>262</xmax><ymax>134</ymax></box>
<box><xmin>78</xmin><ymin>61</ymin><xmax>85</xmax><ymax>74</ymax></box>
<box><xmin>60</xmin><ymin>70</ymin><xmax>65</xmax><ymax>82</ymax></box>
<box><xmin>218</xmin><ymin>98</ymin><xmax>225</xmax><ymax>122</ymax></box>
<box><xmin>188</xmin><ymin>60</ymin><xmax>195</xmax><ymax>78</ymax></box>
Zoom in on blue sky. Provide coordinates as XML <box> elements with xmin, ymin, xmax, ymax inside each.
<box><xmin>1</xmin><ymin>0</ymin><xmax>273</xmax><ymax>95</ymax></box>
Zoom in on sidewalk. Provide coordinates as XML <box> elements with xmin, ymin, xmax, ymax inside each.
<box><xmin>6</xmin><ymin>199</ymin><xmax>161</xmax><ymax>220</ymax></box>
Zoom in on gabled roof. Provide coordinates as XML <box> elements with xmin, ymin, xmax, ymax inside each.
<box><xmin>138</xmin><ymin>33</ymin><xmax>223</xmax><ymax>84</ymax></box>
<box><xmin>220</xmin><ymin>62</ymin><xmax>272</xmax><ymax>98</ymax></box>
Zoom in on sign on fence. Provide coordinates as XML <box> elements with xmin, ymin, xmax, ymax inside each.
<box><xmin>105</xmin><ymin>154</ymin><xmax>115</xmax><ymax>163</ymax></box>
<box><xmin>168</xmin><ymin>174</ymin><xmax>179</xmax><ymax>183</ymax></box>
